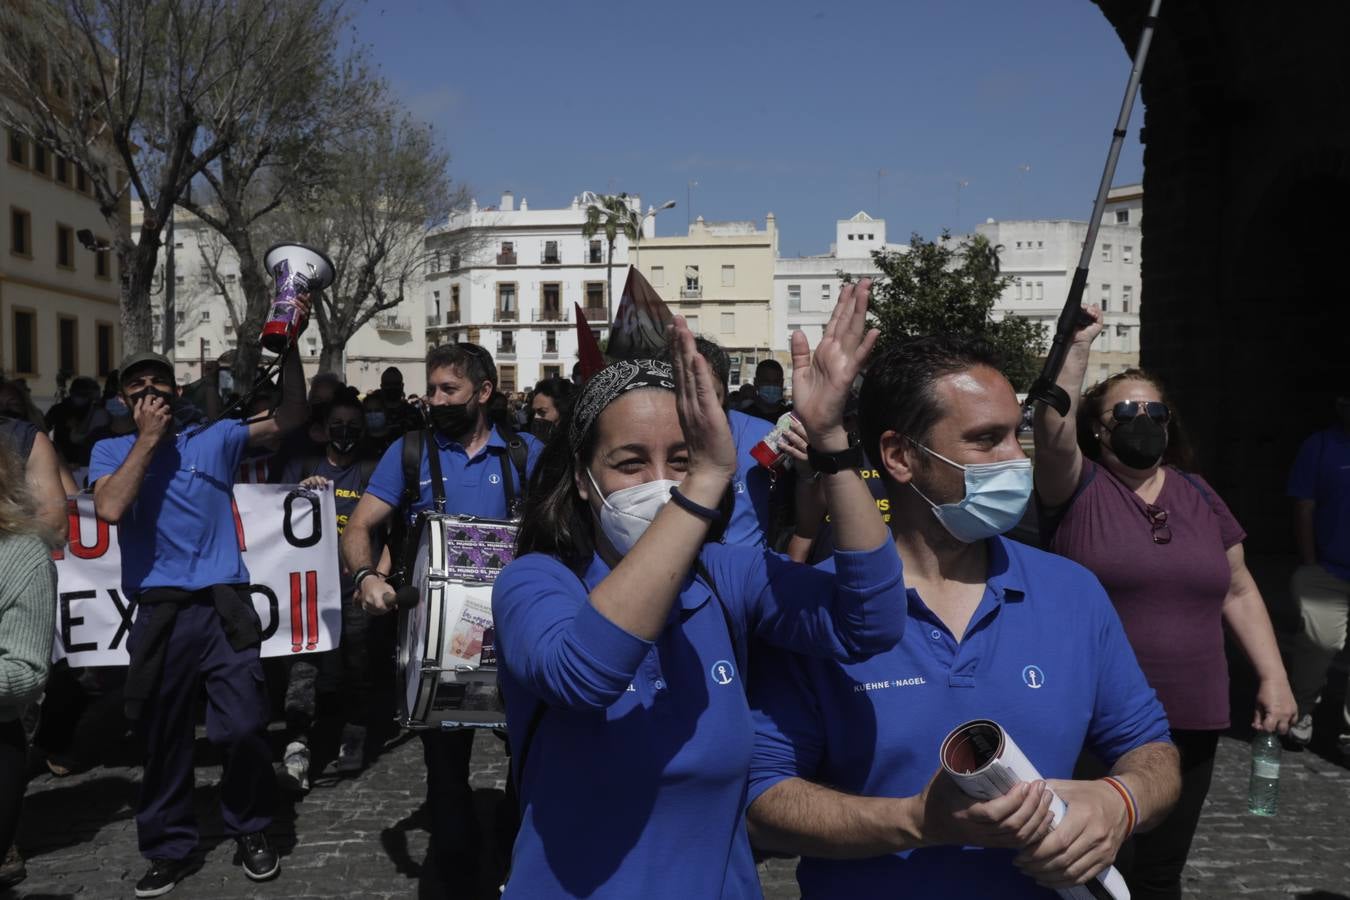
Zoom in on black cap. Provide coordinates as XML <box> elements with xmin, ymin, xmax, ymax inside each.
<box><xmin>119</xmin><ymin>350</ymin><xmax>175</xmax><ymax>382</ymax></box>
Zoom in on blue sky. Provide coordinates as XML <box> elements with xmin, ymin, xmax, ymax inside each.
<box><xmin>353</xmin><ymin>0</ymin><xmax>1144</xmax><ymax>257</ymax></box>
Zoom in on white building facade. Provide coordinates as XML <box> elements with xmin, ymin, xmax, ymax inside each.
<box><xmin>423</xmin><ymin>191</ymin><xmax>640</xmax><ymax>392</ymax></box>
<box><xmin>774</xmin><ymin>211</ymin><xmax>905</xmax><ymax>350</ymax></box>
<box><xmin>977</xmin><ymin>183</ymin><xmax>1145</xmax><ymax>382</ymax></box>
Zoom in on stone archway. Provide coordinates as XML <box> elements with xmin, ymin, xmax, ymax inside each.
<box><xmin>1095</xmin><ymin>0</ymin><xmax>1350</xmax><ymax>552</ymax></box>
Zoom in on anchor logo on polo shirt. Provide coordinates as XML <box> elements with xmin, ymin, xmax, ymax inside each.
<box><xmin>711</xmin><ymin>660</ymin><xmax>736</xmax><ymax>686</ymax></box>
<box><xmin>1022</xmin><ymin>665</ymin><xmax>1045</xmax><ymax>689</ymax></box>
<box><xmin>489</xmin><ymin>473</ymin><xmax>501</xmax><ymax>484</ymax></box>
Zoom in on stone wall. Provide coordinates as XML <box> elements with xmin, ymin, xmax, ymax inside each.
<box><xmin>1095</xmin><ymin>0</ymin><xmax>1350</xmax><ymax>551</ymax></box>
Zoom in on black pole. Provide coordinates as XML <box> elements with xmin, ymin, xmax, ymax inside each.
<box><xmin>1025</xmin><ymin>0</ymin><xmax>1163</xmax><ymax>416</ymax></box>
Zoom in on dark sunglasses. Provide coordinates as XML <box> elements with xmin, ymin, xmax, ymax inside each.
<box><xmin>1144</xmin><ymin>503</ymin><xmax>1172</xmax><ymax>545</ymax></box>
<box><xmin>1111</xmin><ymin>400</ymin><xmax>1170</xmax><ymax>425</ymax></box>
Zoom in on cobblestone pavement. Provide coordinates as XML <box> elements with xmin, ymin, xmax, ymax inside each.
<box><xmin>11</xmin><ymin>727</ymin><xmax>1349</xmax><ymax>899</ymax></box>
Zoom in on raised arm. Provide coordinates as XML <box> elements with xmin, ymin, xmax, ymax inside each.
<box><xmin>790</xmin><ymin>279</ymin><xmax>885</xmax><ymax>553</ymax></box>
<box><xmin>248</xmin><ymin>342</ymin><xmax>307</xmax><ymax>446</ymax></box>
<box><xmin>1032</xmin><ymin>305</ymin><xmax>1103</xmax><ymax>508</ymax></box>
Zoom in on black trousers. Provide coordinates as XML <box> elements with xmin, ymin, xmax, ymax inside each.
<box><xmin>0</xmin><ymin>719</ymin><xmax>27</xmax><ymax>854</ymax></box>
<box><xmin>1117</xmin><ymin>729</ymin><xmax>1220</xmax><ymax>900</ymax></box>
<box><xmin>420</xmin><ymin>729</ymin><xmax>480</xmax><ymax>891</ymax></box>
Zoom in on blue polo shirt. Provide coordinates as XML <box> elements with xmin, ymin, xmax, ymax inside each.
<box><xmin>747</xmin><ymin>536</ymin><xmax>1170</xmax><ymax>899</ymax></box>
<box><xmin>492</xmin><ymin>538</ymin><xmax>907</xmax><ymax>900</ymax></box>
<box><xmin>89</xmin><ymin>420</ymin><xmax>253</xmax><ymax>596</ymax></box>
<box><xmin>365</xmin><ymin>426</ymin><xmax>543</xmax><ymax>521</ymax></box>
<box><xmin>1287</xmin><ymin>427</ymin><xmax>1350</xmax><ymax>580</ymax></box>
<box><xmin>725</xmin><ymin>409</ymin><xmax>776</xmax><ymax>547</ymax></box>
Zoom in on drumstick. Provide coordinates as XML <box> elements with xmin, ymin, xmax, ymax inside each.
<box><xmin>389</xmin><ymin>585</ymin><xmax>420</xmax><ymax>610</ymax></box>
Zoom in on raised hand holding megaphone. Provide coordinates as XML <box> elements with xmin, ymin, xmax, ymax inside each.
<box><xmin>260</xmin><ymin>242</ymin><xmax>336</xmax><ymax>354</ymax></box>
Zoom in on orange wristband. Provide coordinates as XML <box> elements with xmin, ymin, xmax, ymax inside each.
<box><xmin>1101</xmin><ymin>776</ymin><xmax>1136</xmax><ymax>836</ymax></box>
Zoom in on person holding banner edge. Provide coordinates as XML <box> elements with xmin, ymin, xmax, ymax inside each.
<box><xmin>88</xmin><ymin>296</ymin><xmax>312</xmax><ymax>898</ymax></box>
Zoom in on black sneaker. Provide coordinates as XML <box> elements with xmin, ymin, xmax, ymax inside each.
<box><xmin>236</xmin><ymin>832</ymin><xmax>280</xmax><ymax>882</ymax></box>
<box><xmin>134</xmin><ymin>858</ymin><xmax>192</xmax><ymax>898</ymax></box>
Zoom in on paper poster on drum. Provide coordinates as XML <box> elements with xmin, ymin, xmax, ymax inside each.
<box><xmin>50</xmin><ymin>484</ymin><xmax>343</xmax><ymax>667</ymax></box>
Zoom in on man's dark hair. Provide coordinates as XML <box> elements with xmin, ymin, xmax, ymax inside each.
<box><xmin>327</xmin><ymin>385</ymin><xmax>364</xmax><ymax>419</ymax></box>
<box><xmin>530</xmin><ymin>376</ymin><xmax>576</xmax><ymax>417</ymax></box>
<box><xmin>426</xmin><ymin>342</ymin><xmax>497</xmax><ymax>390</ymax></box>
<box><xmin>858</xmin><ymin>335</ymin><xmax>1004</xmax><ymax>486</ymax></box>
<box><xmin>382</xmin><ymin>366</ymin><xmax>403</xmax><ymax>384</ymax></box>
<box><xmin>755</xmin><ymin>359</ymin><xmax>784</xmax><ymax>380</ymax></box>
<box><xmin>694</xmin><ymin>337</ymin><xmax>730</xmax><ymax>393</ymax></box>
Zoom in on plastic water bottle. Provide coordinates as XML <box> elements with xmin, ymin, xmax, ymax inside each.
<box><xmin>1248</xmin><ymin>731</ymin><xmax>1281</xmax><ymax>816</ymax></box>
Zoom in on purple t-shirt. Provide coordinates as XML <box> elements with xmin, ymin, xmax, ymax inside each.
<box><xmin>1047</xmin><ymin>460</ymin><xmax>1244</xmax><ymax>730</ymax></box>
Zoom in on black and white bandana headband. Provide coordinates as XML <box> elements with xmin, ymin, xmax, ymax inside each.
<box><xmin>569</xmin><ymin>359</ymin><xmax>676</xmax><ymax>452</ymax></box>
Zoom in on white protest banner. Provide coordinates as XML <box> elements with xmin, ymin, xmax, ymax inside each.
<box><xmin>52</xmin><ymin>484</ymin><xmax>342</xmax><ymax>667</ymax></box>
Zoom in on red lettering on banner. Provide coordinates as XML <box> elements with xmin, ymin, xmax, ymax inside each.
<box><xmin>66</xmin><ymin>500</ymin><xmax>111</xmax><ymax>560</ymax></box>
<box><xmin>305</xmin><ymin>570</ymin><xmax>319</xmax><ymax>651</ymax></box>
<box><xmin>290</xmin><ymin>571</ymin><xmax>303</xmax><ymax>653</ymax></box>
<box><xmin>232</xmin><ymin>496</ymin><xmax>247</xmax><ymax>551</ymax></box>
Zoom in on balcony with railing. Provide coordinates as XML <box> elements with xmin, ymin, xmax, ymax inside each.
<box><xmin>581</xmin><ymin>306</ymin><xmax>608</xmax><ymax>323</ymax></box>
<box><xmin>542</xmin><ymin>249</ymin><xmax>561</xmax><ymax>265</ymax></box>
<box><xmin>496</xmin><ymin>250</ymin><xmax>517</xmax><ymax>265</ymax></box>
<box><xmin>542</xmin><ymin>342</ymin><xmax>559</xmax><ymax>358</ymax></box>
<box><xmin>680</xmin><ymin>285</ymin><xmax>702</xmax><ymax>300</ymax></box>
<box><xmin>494</xmin><ymin>307</ymin><xmax>519</xmax><ymax>322</ymax></box>
<box><xmin>496</xmin><ymin>339</ymin><xmax>517</xmax><ymax>359</ymax></box>
<box><xmin>587</xmin><ymin>248</ymin><xmax>604</xmax><ymax>264</ymax></box>
<box><xmin>375</xmin><ymin>315</ymin><xmax>411</xmax><ymax>333</ymax></box>
<box><xmin>426</xmin><ymin>309</ymin><xmax>461</xmax><ymax>328</ymax></box>
<box><xmin>532</xmin><ymin>307</ymin><xmax>569</xmax><ymax>323</ymax></box>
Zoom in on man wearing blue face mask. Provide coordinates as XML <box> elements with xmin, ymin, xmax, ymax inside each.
<box><xmin>746</xmin><ymin>334</ymin><xmax>1180</xmax><ymax>899</ymax></box>
<box><xmin>746</xmin><ymin>359</ymin><xmax>792</xmax><ymax>423</ymax></box>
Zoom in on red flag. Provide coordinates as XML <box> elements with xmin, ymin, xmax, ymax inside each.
<box><xmin>609</xmin><ymin>266</ymin><xmax>673</xmax><ymax>360</ymax></box>
<box><xmin>574</xmin><ymin>303</ymin><xmax>606</xmax><ymax>379</ymax></box>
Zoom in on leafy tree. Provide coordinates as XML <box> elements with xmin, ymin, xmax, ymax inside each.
<box><xmin>865</xmin><ymin>231</ymin><xmax>1047</xmax><ymax>390</ymax></box>
<box><xmin>0</xmin><ymin>0</ymin><xmax>338</xmax><ymax>356</ymax></box>
<box><xmin>269</xmin><ymin>114</ymin><xmax>458</xmax><ymax>375</ymax></box>
<box><xmin>581</xmin><ymin>192</ymin><xmax>642</xmax><ymax>322</ymax></box>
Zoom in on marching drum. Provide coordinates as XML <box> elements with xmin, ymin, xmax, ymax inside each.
<box><xmin>398</xmin><ymin>513</ymin><xmax>517</xmax><ymax>729</ymax></box>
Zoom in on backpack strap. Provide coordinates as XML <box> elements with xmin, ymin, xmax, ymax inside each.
<box><xmin>357</xmin><ymin>456</ymin><xmax>379</xmax><ymax>487</ymax></box>
<box><xmin>399</xmin><ymin>429</ymin><xmax>425</xmax><ymax>510</ymax></box>
<box><xmin>494</xmin><ymin>424</ymin><xmax>531</xmax><ymax>518</ymax></box>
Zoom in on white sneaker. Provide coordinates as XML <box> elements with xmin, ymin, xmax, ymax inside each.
<box><xmin>277</xmin><ymin>741</ymin><xmax>310</xmax><ymax>793</ymax></box>
<box><xmin>1289</xmin><ymin>713</ymin><xmax>1314</xmax><ymax>747</ymax></box>
<box><xmin>337</xmin><ymin>725</ymin><xmax>366</xmax><ymax>773</ymax></box>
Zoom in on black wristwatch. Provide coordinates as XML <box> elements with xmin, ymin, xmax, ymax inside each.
<box><xmin>806</xmin><ymin>443</ymin><xmax>864</xmax><ymax>474</ymax></box>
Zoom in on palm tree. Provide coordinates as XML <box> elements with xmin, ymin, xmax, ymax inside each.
<box><xmin>581</xmin><ymin>192</ymin><xmax>643</xmax><ymax>322</ymax></box>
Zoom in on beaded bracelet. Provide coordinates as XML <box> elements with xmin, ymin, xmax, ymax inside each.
<box><xmin>669</xmin><ymin>485</ymin><xmax>723</xmax><ymax>523</ymax></box>
<box><xmin>1101</xmin><ymin>776</ymin><xmax>1137</xmax><ymax>836</ymax></box>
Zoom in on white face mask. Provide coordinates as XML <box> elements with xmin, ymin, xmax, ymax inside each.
<box><xmin>587</xmin><ymin>469</ymin><xmax>679</xmax><ymax>557</ymax></box>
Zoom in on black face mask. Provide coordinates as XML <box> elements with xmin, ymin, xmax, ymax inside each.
<box><xmin>529</xmin><ymin>417</ymin><xmax>557</xmax><ymax>442</ymax></box>
<box><xmin>1106</xmin><ymin>415</ymin><xmax>1168</xmax><ymax>471</ymax></box>
<box><xmin>428</xmin><ymin>400</ymin><xmax>477</xmax><ymax>440</ymax></box>
<box><xmin>328</xmin><ymin>423</ymin><xmax>363</xmax><ymax>455</ymax></box>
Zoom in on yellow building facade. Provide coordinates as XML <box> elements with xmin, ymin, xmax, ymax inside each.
<box><xmin>634</xmin><ymin>214</ymin><xmax>781</xmax><ymax>386</ymax></box>
<box><xmin>1</xmin><ymin>127</ymin><xmax>122</xmax><ymax>404</ymax></box>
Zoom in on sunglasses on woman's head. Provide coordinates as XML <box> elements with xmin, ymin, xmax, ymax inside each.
<box><xmin>1111</xmin><ymin>400</ymin><xmax>1170</xmax><ymax>425</ymax></box>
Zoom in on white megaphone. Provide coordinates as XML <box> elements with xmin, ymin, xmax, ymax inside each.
<box><xmin>260</xmin><ymin>242</ymin><xmax>336</xmax><ymax>354</ymax></box>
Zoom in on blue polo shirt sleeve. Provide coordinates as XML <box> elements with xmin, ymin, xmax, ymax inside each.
<box><xmin>88</xmin><ymin>435</ymin><xmax>130</xmax><ymax>486</ymax></box>
<box><xmin>746</xmin><ymin>644</ymin><xmax>827</xmax><ymax>808</ymax></box>
<box><xmin>215</xmin><ymin>419</ymin><xmax>252</xmax><ymax>472</ymax></box>
<box><xmin>365</xmin><ymin>435</ymin><xmax>411</xmax><ymax>507</ymax></box>
<box><xmin>703</xmin><ymin>540</ymin><xmax>906</xmax><ymax>662</ymax></box>
<box><xmin>1286</xmin><ymin>432</ymin><xmax>1322</xmax><ymax>500</ymax></box>
<box><xmin>1079</xmin><ymin>570</ymin><xmax>1173</xmax><ymax>764</ymax></box>
<box><xmin>492</xmin><ymin>552</ymin><xmax>653</xmax><ymax>711</ymax></box>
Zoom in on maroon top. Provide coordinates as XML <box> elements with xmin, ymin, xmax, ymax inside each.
<box><xmin>1047</xmin><ymin>460</ymin><xmax>1245</xmax><ymax>731</ymax></box>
